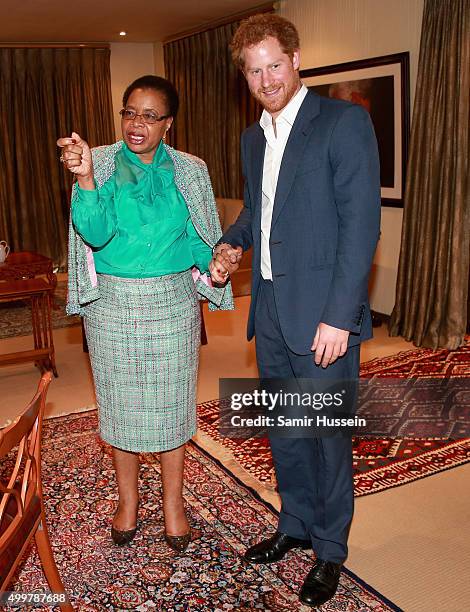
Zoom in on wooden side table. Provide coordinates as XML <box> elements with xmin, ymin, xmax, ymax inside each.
<box><xmin>0</xmin><ymin>279</ymin><xmax>58</xmax><ymax>377</ymax></box>
<box><xmin>0</xmin><ymin>251</ymin><xmax>57</xmax><ymax>303</ymax></box>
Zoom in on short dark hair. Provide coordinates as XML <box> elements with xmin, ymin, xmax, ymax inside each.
<box><xmin>230</xmin><ymin>14</ymin><xmax>300</xmax><ymax>69</ymax></box>
<box><xmin>122</xmin><ymin>75</ymin><xmax>179</xmax><ymax>117</ymax></box>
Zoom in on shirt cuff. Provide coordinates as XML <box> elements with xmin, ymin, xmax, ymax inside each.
<box><xmin>75</xmin><ymin>183</ymin><xmax>99</xmax><ymax>206</ymax></box>
<box><xmin>195</xmin><ymin>251</ymin><xmax>212</xmax><ymax>274</ymax></box>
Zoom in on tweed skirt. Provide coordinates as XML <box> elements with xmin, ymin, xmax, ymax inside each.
<box><xmin>83</xmin><ymin>270</ymin><xmax>200</xmax><ymax>452</ymax></box>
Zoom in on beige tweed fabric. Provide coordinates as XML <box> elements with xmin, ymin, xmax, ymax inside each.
<box><xmin>83</xmin><ymin>270</ymin><xmax>200</xmax><ymax>452</ymax></box>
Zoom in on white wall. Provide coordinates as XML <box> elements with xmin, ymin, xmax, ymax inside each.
<box><xmin>278</xmin><ymin>0</ymin><xmax>424</xmax><ymax>314</ymax></box>
<box><xmin>109</xmin><ymin>43</ymin><xmax>157</xmax><ymax>139</ymax></box>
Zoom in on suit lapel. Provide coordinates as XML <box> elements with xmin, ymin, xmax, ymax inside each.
<box><xmin>249</xmin><ymin>125</ymin><xmax>266</xmax><ymax>212</ymax></box>
<box><xmin>248</xmin><ymin>126</ymin><xmax>266</xmax><ymax>241</ymax></box>
<box><xmin>271</xmin><ymin>91</ymin><xmax>321</xmax><ymax>229</ymax></box>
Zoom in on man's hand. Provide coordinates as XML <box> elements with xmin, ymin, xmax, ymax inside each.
<box><xmin>311</xmin><ymin>322</ymin><xmax>350</xmax><ymax>368</ymax></box>
<box><xmin>209</xmin><ymin>243</ymin><xmax>242</xmax><ymax>284</ymax></box>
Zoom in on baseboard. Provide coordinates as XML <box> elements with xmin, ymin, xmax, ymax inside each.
<box><xmin>371</xmin><ymin>310</ymin><xmax>391</xmax><ymax>327</ymax></box>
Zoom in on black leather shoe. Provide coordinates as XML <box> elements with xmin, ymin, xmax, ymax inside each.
<box><xmin>111</xmin><ymin>507</ymin><xmax>138</xmax><ymax>546</ymax></box>
<box><xmin>299</xmin><ymin>559</ymin><xmax>342</xmax><ymax>607</ymax></box>
<box><xmin>111</xmin><ymin>525</ymin><xmax>138</xmax><ymax>546</ymax></box>
<box><xmin>164</xmin><ymin>530</ymin><xmax>191</xmax><ymax>553</ymax></box>
<box><xmin>244</xmin><ymin>531</ymin><xmax>311</xmax><ymax>563</ymax></box>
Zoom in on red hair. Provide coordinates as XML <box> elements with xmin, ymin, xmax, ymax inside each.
<box><xmin>230</xmin><ymin>14</ymin><xmax>300</xmax><ymax>69</ymax></box>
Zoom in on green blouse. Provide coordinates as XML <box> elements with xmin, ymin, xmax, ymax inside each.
<box><xmin>71</xmin><ymin>142</ymin><xmax>212</xmax><ymax>278</ymax></box>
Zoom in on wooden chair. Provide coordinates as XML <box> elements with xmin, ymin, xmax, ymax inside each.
<box><xmin>0</xmin><ymin>372</ymin><xmax>73</xmax><ymax>610</ymax></box>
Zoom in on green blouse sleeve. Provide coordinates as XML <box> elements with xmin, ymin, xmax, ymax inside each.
<box><xmin>186</xmin><ymin>217</ymin><xmax>212</xmax><ymax>273</ymax></box>
<box><xmin>71</xmin><ymin>181</ymin><xmax>116</xmax><ymax>248</ymax></box>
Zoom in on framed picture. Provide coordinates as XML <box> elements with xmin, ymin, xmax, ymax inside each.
<box><xmin>300</xmin><ymin>52</ymin><xmax>410</xmax><ymax>207</ymax></box>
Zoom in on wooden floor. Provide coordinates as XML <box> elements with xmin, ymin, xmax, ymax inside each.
<box><xmin>1</xmin><ymin>296</ymin><xmax>469</xmax><ymax>611</ymax></box>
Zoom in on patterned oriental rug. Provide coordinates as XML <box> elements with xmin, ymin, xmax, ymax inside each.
<box><xmin>6</xmin><ymin>411</ymin><xmax>400</xmax><ymax>611</ymax></box>
<box><xmin>197</xmin><ymin>339</ymin><xmax>470</xmax><ymax>497</ymax></box>
<box><xmin>0</xmin><ymin>281</ymin><xmax>81</xmax><ymax>339</ymax></box>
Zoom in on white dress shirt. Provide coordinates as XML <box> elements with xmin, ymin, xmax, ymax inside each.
<box><xmin>259</xmin><ymin>84</ymin><xmax>308</xmax><ymax>280</ymax></box>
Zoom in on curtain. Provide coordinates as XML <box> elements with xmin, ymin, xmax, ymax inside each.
<box><xmin>389</xmin><ymin>0</ymin><xmax>469</xmax><ymax>349</ymax></box>
<box><xmin>164</xmin><ymin>22</ymin><xmax>262</xmax><ymax>198</ymax></box>
<box><xmin>0</xmin><ymin>47</ymin><xmax>115</xmax><ymax>268</ymax></box>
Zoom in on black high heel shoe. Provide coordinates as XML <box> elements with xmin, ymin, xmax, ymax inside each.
<box><xmin>111</xmin><ymin>507</ymin><xmax>138</xmax><ymax>546</ymax></box>
<box><xmin>111</xmin><ymin>524</ymin><xmax>138</xmax><ymax>546</ymax></box>
<box><xmin>164</xmin><ymin>530</ymin><xmax>191</xmax><ymax>553</ymax></box>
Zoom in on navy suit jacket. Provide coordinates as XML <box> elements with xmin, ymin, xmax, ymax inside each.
<box><xmin>223</xmin><ymin>90</ymin><xmax>381</xmax><ymax>355</ymax></box>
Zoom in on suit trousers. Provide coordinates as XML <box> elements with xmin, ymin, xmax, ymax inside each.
<box><xmin>254</xmin><ymin>278</ymin><xmax>360</xmax><ymax>564</ymax></box>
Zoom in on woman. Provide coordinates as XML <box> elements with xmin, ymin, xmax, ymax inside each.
<box><xmin>59</xmin><ymin>75</ymin><xmax>233</xmax><ymax>551</ymax></box>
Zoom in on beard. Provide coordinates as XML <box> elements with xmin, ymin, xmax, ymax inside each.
<box><xmin>251</xmin><ymin>79</ymin><xmax>300</xmax><ymax>115</ymax></box>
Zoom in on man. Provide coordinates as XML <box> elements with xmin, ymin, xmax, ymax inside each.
<box><xmin>209</xmin><ymin>14</ymin><xmax>380</xmax><ymax>607</ymax></box>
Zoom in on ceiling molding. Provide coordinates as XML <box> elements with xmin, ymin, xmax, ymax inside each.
<box><xmin>0</xmin><ymin>43</ymin><xmax>109</xmax><ymax>48</ymax></box>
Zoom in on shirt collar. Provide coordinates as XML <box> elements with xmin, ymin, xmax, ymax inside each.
<box><xmin>259</xmin><ymin>83</ymin><xmax>308</xmax><ymax>131</ymax></box>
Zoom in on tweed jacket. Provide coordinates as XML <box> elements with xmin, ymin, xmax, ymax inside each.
<box><xmin>67</xmin><ymin>141</ymin><xmax>234</xmax><ymax>315</ymax></box>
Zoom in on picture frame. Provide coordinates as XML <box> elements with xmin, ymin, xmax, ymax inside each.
<box><xmin>300</xmin><ymin>52</ymin><xmax>410</xmax><ymax>207</ymax></box>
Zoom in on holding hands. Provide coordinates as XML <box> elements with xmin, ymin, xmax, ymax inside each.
<box><xmin>209</xmin><ymin>243</ymin><xmax>243</xmax><ymax>284</ymax></box>
<box><xmin>57</xmin><ymin>132</ymin><xmax>94</xmax><ymax>189</ymax></box>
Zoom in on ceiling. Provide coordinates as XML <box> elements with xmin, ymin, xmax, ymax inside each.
<box><xmin>0</xmin><ymin>0</ymin><xmax>268</xmax><ymax>43</ymax></box>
